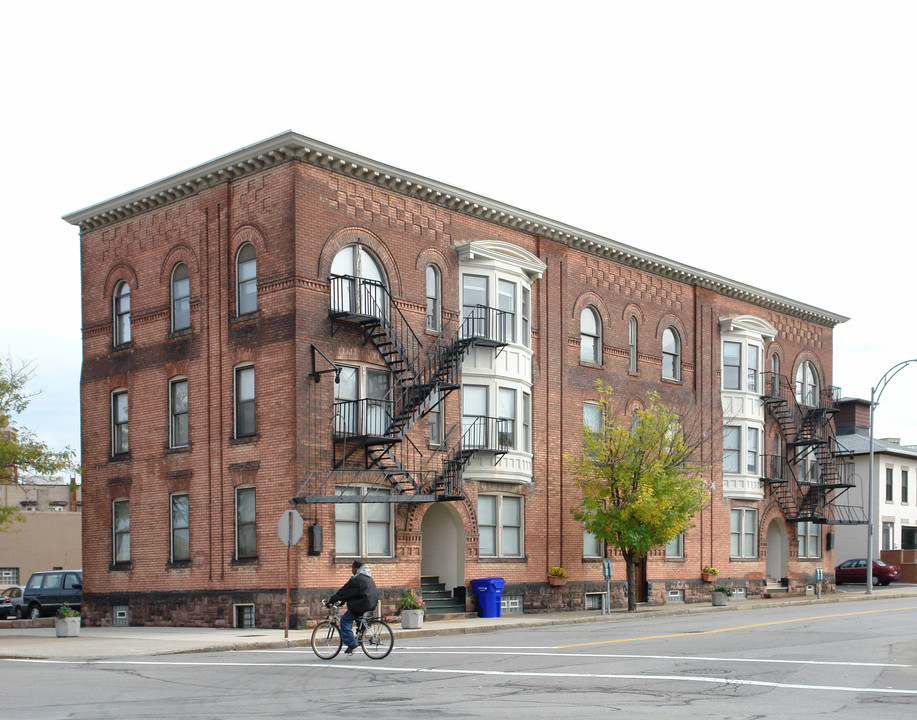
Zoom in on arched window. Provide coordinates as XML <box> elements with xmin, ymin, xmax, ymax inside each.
<box><xmin>662</xmin><ymin>327</ymin><xmax>681</xmax><ymax>381</ymax></box>
<box><xmin>770</xmin><ymin>353</ymin><xmax>781</xmax><ymax>396</ymax></box>
<box><xmin>171</xmin><ymin>263</ymin><xmax>190</xmax><ymax>331</ymax></box>
<box><xmin>426</xmin><ymin>265</ymin><xmax>441</xmax><ymax>331</ymax></box>
<box><xmin>795</xmin><ymin>361</ymin><xmax>820</xmax><ymax>407</ymax></box>
<box><xmin>580</xmin><ymin>307</ymin><xmax>600</xmax><ymax>364</ymax></box>
<box><xmin>628</xmin><ymin>316</ymin><xmax>638</xmax><ymax>372</ymax></box>
<box><xmin>113</xmin><ymin>281</ymin><xmax>131</xmax><ymax>345</ymax></box>
<box><xmin>330</xmin><ymin>245</ymin><xmax>386</xmax><ymax>317</ymax></box>
<box><xmin>236</xmin><ymin>243</ymin><xmax>257</xmax><ymax>316</ymax></box>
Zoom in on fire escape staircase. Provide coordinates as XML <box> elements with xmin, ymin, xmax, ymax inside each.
<box><xmin>760</xmin><ymin>372</ymin><xmax>865</xmax><ymax>525</ymax></box>
<box><xmin>292</xmin><ymin>275</ymin><xmax>509</xmax><ymax>505</ymax></box>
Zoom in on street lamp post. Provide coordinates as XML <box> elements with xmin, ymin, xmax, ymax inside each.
<box><xmin>866</xmin><ymin>358</ymin><xmax>917</xmax><ymax>594</ymax></box>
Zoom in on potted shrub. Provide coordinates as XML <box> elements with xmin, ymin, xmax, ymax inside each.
<box><xmin>710</xmin><ymin>584</ymin><xmax>733</xmax><ymax>606</ymax></box>
<box><xmin>55</xmin><ymin>603</ymin><xmax>81</xmax><ymax>637</ymax></box>
<box><xmin>548</xmin><ymin>566</ymin><xmax>568</xmax><ymax>587</ymax></box>
<box><xmin>399</xmin><ymin>588</ymin><xmax>425</xmax><ymax>629</ymax></box>
<box><xmin>701</xmin><ymin>566</ymin><xmax>719</xmax><ymax>583</ymax></box>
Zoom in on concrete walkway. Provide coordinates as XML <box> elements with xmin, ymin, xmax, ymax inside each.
<box><xmin>2</xmin><ymin>584</ymin><xmax>915</xmax><ymax>661</ymax></box>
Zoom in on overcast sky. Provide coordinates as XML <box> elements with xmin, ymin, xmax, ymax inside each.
<box><xmin>3</xmin><ymin>1</ymin><xmax>916</xmax><ymax>478</ymax></box>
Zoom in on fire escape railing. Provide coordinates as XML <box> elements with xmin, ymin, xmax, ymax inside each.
<box><xmin>295</xmin><ymin>276</ymin><xmax>511</xmax><ymax>504</ymax></box>
<box><xmin>760</xmin><ymin>372</ymin><xmax>865</xmax><ymax>525</ymax></box>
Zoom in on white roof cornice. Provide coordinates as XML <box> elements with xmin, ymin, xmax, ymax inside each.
<box><xmin>63</xmin><ymin>131</ymin><xmax>849</xmax><ymax>328</ymax></box>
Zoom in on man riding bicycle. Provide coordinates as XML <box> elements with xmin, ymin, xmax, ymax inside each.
<box><xmin>326</xmin><ymin>559</ymin><xmax>379</xmax><ymax>655</ymax></box>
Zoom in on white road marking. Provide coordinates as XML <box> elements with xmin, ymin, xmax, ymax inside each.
<box><xmin>4</xmin><ymin>658</ymin><xmax>915</xmax><ymax>695</ymax></box>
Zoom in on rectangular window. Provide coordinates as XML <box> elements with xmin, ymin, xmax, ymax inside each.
<box><xmin>463</xmin><ymin>385</ymin><xmax>488</xmax><ymax>449</ymax></box>
<box><xmin>886</xmin><ymin>467</ymin><xmax>894</xmax><ymax>502</ymax></box>
<box><xmin>497</xmin><ymin>279</ymin><xmax>516</xmax><ymax>343</ymax></box>
<box><xmin>478</xmin><ymin>494</ymin><xmax>523</xmax><ymax>558</ymax></box>
<box><xmin>171</xmin><ymin>493</ymin><xmax>190</xmax><ymax>562</ymax></box>
<box><xmin>584</xmin><ymin>402</ymin><xmax>602</xmax><ymax>459</ymax></box>
<box><xmin>747</xmin><ymin>344</ymin><xmax>760</xmax><ymax>392</ymax></box>
<box><xmin>234</xmin><ymin>366</ymin><xmax>255</xmax><ymax>438</ymax></box>
<box><xmin>723</xmin><ymin>341</ymin><xmax>741</xmax><ymax>390</ymax></box>
<box><xmin>797</xmin><ymin>521</ymin><xmax>821</xmax><ymax>559</ymax></box>
<box><xmin>522</xmin><ymin>392</ymin><xmax>531</xmax><ymax>453</ymax></box>
<box><xmin>235</xmin><ymin>486</ymin><xmax>256</xmax><ymax>559</ymax></box>
<box><xmin>170</xmin><ymin>379</ymin><xmax>189</xmax><ymax>448</ymax></box>
<box><xmin>498</xmin><ymin>387</ymin><xmax>516</xmax><ymax>449</ymax></box>
<box><xmin>882</xmin><ymin>521</ymin><xmax>895</xmax><ymax>550</ymax></box>
<box><xmin>723</xmin><ymin>426</ymin><xmax>740</xmax><ymax>474</ymax></box>
<box><xmin>112</xmin><ymin>390</ymin><xmax>129</xmax><ymax>455</ymax></box>
<box><xmin>730</xmin><ymin>508</ymin><xmax>757</xmax><ymax>558</ymax></box>
<box><xmin>113</xmin><ymin>499</ymin><xmax>130</xmax><ymax>564</ymax></box>
<box><xmin>584</xmin><ymin>527</ymin><xmax>603</xmax><ymax>558</ymax></box>
<box><xmin>746</xmin><ymin>427</ymin><xmax>759</xmax><ymax>474</ymax></box>
<box><xmin>334</xmin><ymin>487</ymin><xmax>393</xmax><ymax>558</ymax></box>
<box><xmin>462</xmin><ymin>274</ymin><xmax>488</xmax><ymax>338</ymax></box>
<box><xmin>428</xmin><ymin>390</ymin><xmax>442</xmax><ymax>446</ymax></box>
<box><xmin>903</xmin><ymin>469</ymin><xmax>909</xmax><ymax>504</ymax></box>
<box><xmin>665</xmin><ymin>533</ymin><xmax>684</xmax><ymax>558</ymax></box>
<box><xmin>521</xmin><ymin>287</ymin><xmax>531</xmax><ymax>348</ymax></box>
<box><xmin>628</xmin><ymin>317</ymin><xmax>638</xmax><ymax>372</ymax></box>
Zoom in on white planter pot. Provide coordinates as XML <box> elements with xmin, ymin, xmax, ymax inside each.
<box><xmin>55</xmin><ymin>616</ymin><xmax>81</xmax><ymax>637</ymax></box>
<box><xmin>400</xmin><ymin>609</ymin><xmax>424</xmax><ymax>629</ymax></box>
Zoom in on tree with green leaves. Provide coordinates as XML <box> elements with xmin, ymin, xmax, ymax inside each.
<box><xmin>1</xmin><ymin>356</ymin><xmax>76</xmax><ymax>531</ymax></box>
<box><xmin>568</xmin><ymin>383</ymin><xmax>709</xmax><ymax>611</ymax></box>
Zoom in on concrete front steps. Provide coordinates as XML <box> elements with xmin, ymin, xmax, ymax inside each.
<box><xmin>420</xmin><ymin>575</ymin><xmax>478</xmax><ymax>621</ymax></box>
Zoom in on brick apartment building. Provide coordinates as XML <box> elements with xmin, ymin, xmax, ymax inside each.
<box><xmin>64</xmin><ymin>132</ymin><xmax>862</xmax><ymax>627</ymax></box>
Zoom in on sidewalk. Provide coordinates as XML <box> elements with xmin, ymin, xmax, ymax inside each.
<box><xmin>2</xmin><ymin>584</ymin><xmax>915</xmax><ymax>661</ymax></box>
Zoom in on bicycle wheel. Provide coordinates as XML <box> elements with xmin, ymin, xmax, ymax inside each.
<box><xmin>359</xmin><ymin>619</ymin><xmax>394</xmax><ymax>659</ymax></box>
<box><xmin>311</xmin><ymin>621</ymin><xmax>343</xmax><ymax>659</ymax></box>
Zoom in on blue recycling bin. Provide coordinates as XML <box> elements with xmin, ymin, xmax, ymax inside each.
<box><xmin>471</xmin><ymin>577</ymin><xmax>505</xmax><ymax>618</ymax></box>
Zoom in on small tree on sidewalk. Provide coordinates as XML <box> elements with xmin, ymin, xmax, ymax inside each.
<box><xmin>568</xmin><ymin>383</ymin><xmax>709</xmax><ymax>611</ymax></box>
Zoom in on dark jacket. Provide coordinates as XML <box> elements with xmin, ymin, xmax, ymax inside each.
<box><xmin>329</xmin><ymin>566</ymin><xmax>379</xmax><ymax>616</ymax></box>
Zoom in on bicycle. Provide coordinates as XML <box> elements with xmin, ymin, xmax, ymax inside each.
<box><xmin>311</xmin><ymin>601</ymin><xmax>394</xmax><ymax>660</ymax></box>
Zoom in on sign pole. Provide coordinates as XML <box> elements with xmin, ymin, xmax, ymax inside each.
<box><xmin>285</xmin><ymin>533</ymin><xmax>291</xmax><ymax>638</ymax></box>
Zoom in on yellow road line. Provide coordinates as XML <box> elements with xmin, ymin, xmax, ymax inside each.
<box><xmin>554</xmin><ymin>604</ymin><xmax>917</xmax><ymax>648</ymax></box>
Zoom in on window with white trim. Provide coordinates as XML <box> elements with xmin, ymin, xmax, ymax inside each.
<box><xmin>170</xmin><ymin>493</ymin><xmax>190</xmax><ymax>562</ymax></box>
<box><xmin>662</xmin><ymin>327</ymin><xmax>680</xmax><ymax>381</ymax></box>
<box><xmin>746</xmin><ymin>427</ymin><xmax>759</xmax><ymax>474</ymax></box>
<box><xmin>522</xmin><ymin>288</ymin><xmax>531</xmax><ymax>348</ymax></box>
<box><xmin>665</xmin><ymin>533</ymin><xmax>684</xmax><ymax>558</ymax></box>
<box><xmin>428</xmin><ymin>389</ymin><xmax>442</xmax><ymax>446</ymax></box>
<box><xmin>112</xmin><ymin>390</ymin><xmax>129</xmax><ymax>455</ymax></box>
<box><xmin>335</xmin><ymin>487</ymin><xmax>393</xmax><ymax>557</ymax></box>
<box><xmin>478</xmin><ymin>494</ymin><xmax>523</xmax><ymax>557</ymax></box>
<box><xmin>171</xmin><ymin>262</ymin><xmax>190</xmax><ymax>331</ymax></box>
<box><xmin>334</xmin><ymin>364</ymin><xmax>392</xmax><ymax>437</ymax></box>
<box><xmin>795</xmin><ymin>361</ymin><xmax>819</xmax><ymax>407</ymax></box>
<box><xmin>113</xmin><ymin>499</ymin><xmax>130</xmax><ymax>563</ymax></box>
<box><xmin>723</xmin><ymin>426</ymin><xmax>740</xmax><ymax>474</ymax></box>
<box><xmin>331</xmin><ymin>244</ymin><xmax>386</xmax><ymax>317</ymax></box>
<box><xmin>580</xmin><ymin>307</ymin><xmax>600</xmax><ymax>364</ymax></box>
<box><xmin>234</xmin><ymin>365</ymin><xmax>255</xmax><ymax>438</ymax></box>
<box><xmin>797</xmin><ymin>521</ymin><xmax>821</xmax><ymax>559</ymax></box>
<box><xmin>498</xmin><ymin>279</ymin><xmax>516</xmax><ymax>344</ymax></box>
<box><xmin>113</xmin><ymin>281</ymin><xmax>131</xmax><ymax>345</ymax></box>
<box><xmin>522</xmin><ymin>391</ymin><xmax>531</xmax><ymax>453</ymax></box>
<box><xmin>235</xmin><ymin>486</ymin><xmax>256</xmax><ymax>559</ymax></box>
<box><xmin>169</xmin><ymin>378</ymin><xmax>189</xmax><ymax>448</ymax></box>
<box><xmin>426</xmin><ymin>265</ymin><xmax>441</xmax><ymax>331</ymax></box>
<box><xmin>903</xmin><ymin>469</ymin><xmax>909</xmax><ymax>504</ymax></box>
<box><xmin>886</xmin><ymin>467</ymin><xmax>894</xmax><ymax>502</ymax></box>
<box><xmin>236</xmin><ymin>243</ymin><xmax>257</xmax><ymax>315</ymax></box>
<box><xmin>628</xmin><ymin>316</ymin><xmax>638</xmax><ymax>372</ymax></box>
<box><xmin>730</xmin><ymin>507</ymin><xmax>757</xmax><ymax>558</ymax></box>
<box><xmin>498</xmin><ymin>387</ymin><xmax>516</xmax><ymax>449</ymax></box>
<box><xmin>583</xmin><ymin>527</ymin><xmax>603</xmax><ymax>558</ymax></box>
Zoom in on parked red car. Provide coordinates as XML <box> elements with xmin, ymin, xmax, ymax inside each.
<box><xmin>835</xmin><ymin>558</ymin><xmax>900</xmax><ymax>586</ymax></box>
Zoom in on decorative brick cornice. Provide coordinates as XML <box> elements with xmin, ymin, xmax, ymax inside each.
<box><xmin>64</xmin><ymin>131</ymin><xmax>849</xmax><ymax>328</ymax></box>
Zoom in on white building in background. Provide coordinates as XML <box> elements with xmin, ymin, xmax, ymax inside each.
<box><xmin>832</xmin><ymin>398</ymin><xmax>917</xmax><ymax>562</ymax></box>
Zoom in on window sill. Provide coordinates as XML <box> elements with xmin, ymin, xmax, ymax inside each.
<box><xmin>108</xmin><ymin>453</ymin><xmax>131</xmax><ymax>463</ymax></box>
<box><xmin>109</xmin><ymin>562</ymin><xmax>132</xmax><ymax>572</ymax></box>
<box><xmin>229</xmin><ymin>434</ymin><xmax>259</xmax><ymax>446</ymax></box>
<box><xmin>231</xmin><ymin>556</ymin><xmax>259</xmax><ymax>567</ymax></box>
<box><xmin>110</xmin><ymin>342</ymin><xmax>132</xmax><ymax>354</ymax></box>
<box><xmin>231</xmin><ymin>311</ymin><xmax>260</xmax><ymax>326</ymax></box>
<box><xmin>579</xmin><ymin>360</ymin><xmax>603</xmax><ymax>369</ymax></box>
<box><xmin>661</xmin><ymin>376</ymin><xmax>682</xmax><ymax>385</ymax></box>
<box><xmin>167</xmin><ymin>560</ymin><xmax>191</xmax><ymax>569</ymax></box>
<box><xmin>165</xmin><ymin>445</ymin><xmax>191</xmax><ymax>454</ymax></box>
<box><xmin>168</xmin><ymin>327</ymin><xmax>192</xmax><ymax>339</ymax></box>
<box><xmin>478</xmin><ymin>557</ymin><xmax>527</xmax><ymax>563</ymax></box>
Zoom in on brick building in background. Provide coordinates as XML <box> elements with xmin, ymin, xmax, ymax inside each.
<box><xmin>64</xmin><ymin>132</ymin><xmax>862</xmax><ymax>627</ymax></box>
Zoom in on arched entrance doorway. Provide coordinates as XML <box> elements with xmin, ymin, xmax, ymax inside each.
<box><xmin>420</xmin><ymin>503</ymin><xmax>465</xmax><ymax>593</ymax></box>
<box><xmin>766</xmin><ymin>518</ymin><xmax>788</xmax><ymax>581</ymax></box>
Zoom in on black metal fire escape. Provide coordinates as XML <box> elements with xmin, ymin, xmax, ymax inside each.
<box><xmin>760</xmin><ymin>372</ymin><xmax>866</xmax><ymax>525</ymax></box>
<box><xmin>292</xmin><ymin>275</ymin><xmax>510</xmax><ymax>505</ymax></box>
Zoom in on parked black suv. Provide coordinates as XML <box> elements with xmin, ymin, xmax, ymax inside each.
<box><xmin>22</xmin><ymin>570</ymin><xmax>82</xmax><ymax>619</ymax></box>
